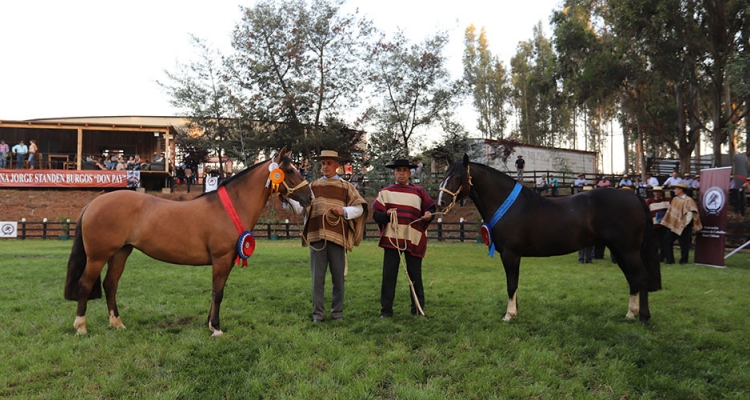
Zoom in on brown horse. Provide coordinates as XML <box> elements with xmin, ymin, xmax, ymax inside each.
<box><xmin>64</xmin><ymin>148</ymin><xmax>312</xmax><ymax>335</ymax></box>
<box><xmin>437</xmin><ymin>155</ymin><xmax>661</xmax><ymax>323</ymax></box>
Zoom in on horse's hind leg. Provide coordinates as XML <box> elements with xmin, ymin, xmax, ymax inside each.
<box><xmin>616</xmin><ymin>251</ymin><xmax>650</xmax><ymax>322</ymax></box>
<box><xmin>104</xmin><ymin>246</ymin><xmax>133</xmax><ymax>330</ymax></box>
<box><xmin>74</xmin><ymin>261</ymin><xmax>106</xmax><ymax>334</ymax></box>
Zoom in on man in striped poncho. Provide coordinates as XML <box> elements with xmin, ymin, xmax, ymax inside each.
<box><xmin>372</xmin><ymin>159</ymin><xmax>436</xmax><ymax>318</ymax></box>
<box><xmin>290</xmin><ymin>150</ymin><xmax>368</xmax><ymax>323</ymax></box>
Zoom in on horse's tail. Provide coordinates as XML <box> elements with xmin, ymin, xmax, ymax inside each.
<box><xmin>64</xmin><ymin>208</ymin><xmax>102</xmax><ymax>300</ymax></box>
<box><xmin>639</xmin><ymin>196</ymin><xmax>662</xmax><ymax>292</ymax></box>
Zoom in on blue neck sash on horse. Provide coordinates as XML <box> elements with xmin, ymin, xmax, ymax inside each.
<box><xmin>218</xmin><ymin>186</ymin><xmax>254</xmax><ymax>267</ymax></box>
<box><xmin>482</xmin><ymin>182</ymin><xmax>522</xmax><ymax>257</ymax></box>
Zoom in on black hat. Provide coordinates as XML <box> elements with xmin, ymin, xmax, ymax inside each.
<box><xmin>385</xmin><ymin>159</ymin><xmax>418</xmax><ymax>169</ymax></box>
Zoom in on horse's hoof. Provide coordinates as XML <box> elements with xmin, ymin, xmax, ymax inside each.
<box><xmin>502</xmin><ymin>314</ymin><xmax>513</xmax><ymax>322</ymax></box>
<box><xmin>625</xmin><ymin>312</ymin><xmax>636</xmax><ymax>319</ymax></box>
<box><xmin>74</xmin><ymin>316</ymin><xmax>87</xmax><ymax>335</ymax></box>
<box><xmin>211</xmin><ymin>329</ymin><xmax>223</xmax><ymax>337</ymax></box>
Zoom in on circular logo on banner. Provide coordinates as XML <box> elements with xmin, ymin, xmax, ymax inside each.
<box><xmin>269</xmin><ymin>168</ymin><xmax>285</xmax><ymax>185</ymax></box>
<box><xmin>480</xmin><ymin>223</ymin><xmax>492</xmax><ymax>246</ymax></box>
<box><xmin>2</xmin><ymin>223</ymin><xmax>16</xmax><ymax>236</ymax></box>
<box><xmin>702</xmin><ymin>187</ymin><xmax>725</xmax><ymax>216</ymax></box>
<box><xmin>237</xmin><ymin>231</ymin><xmax>256</xmax><ymax>260</ymax></box>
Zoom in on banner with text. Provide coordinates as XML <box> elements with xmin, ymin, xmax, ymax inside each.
<box><xmin>0</xmin><ymin>170</ymin><xmax>128</xmax><ymax>188</ymax></box>
<box><xmin>694</xmin><ymin>167</ymin><xmax>732</xmax><ymax>268</ymax></box>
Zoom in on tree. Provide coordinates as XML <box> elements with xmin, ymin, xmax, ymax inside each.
<box><xmin>367</xmin><ymin>29</ymin><xmax>463</xmax><ymax>158</ymax></box>
<box><xmin>159</xmin><ymin>35</ymin><xmax>239</xmax><ymax>177</ymax></box>
<box><xmin>462</xmin><ymin>25</ymin><xmax>512</xmax><ymax>139</ymax></box>
<box><xmin>227</xmin><ymin>0</ymin><xmax>373</xmax><ymax>159</ymax></box>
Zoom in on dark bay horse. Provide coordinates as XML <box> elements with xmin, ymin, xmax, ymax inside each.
<box><xmin>64</xmin><ymin>147</ymin><xmax>312</xmax><ymax>335</ymax></box>
<box><xmin>437</xmin><ymin>155</ymin><xmax>661</xmax><ymax>323</ymax></box>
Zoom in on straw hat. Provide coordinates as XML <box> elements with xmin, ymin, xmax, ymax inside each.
<box><xmin>312</xmin><ymin>150</ymin><xmax>346</xmax><ymax>161</ymax></box>
<box><xmin>674</xmin><ymin>183</ymin><xmax>689</xmax><ymax>190</ymax></box>
<box><xmin>652</xmin><ymin>186</ymin><xmax>664</xmax><ymax>192</ymax></box>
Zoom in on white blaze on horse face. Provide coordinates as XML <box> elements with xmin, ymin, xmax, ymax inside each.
<box><xmin>437</xmin><ymin>177</ymin><xmax>450</xmax><ymax>206</ymax></box>
<box><xmin>503</xmin><ymin>292</ymin><xmax>518</xmax><ymax>321</ymax></box>
<box><xmin>626</xmin><ymin>293</ymin><xmax>639</xmax><ymax>319</ymax></box>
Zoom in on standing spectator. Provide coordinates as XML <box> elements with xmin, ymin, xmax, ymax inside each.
<box><xmin>681</xmin><ymin>173</ymin><xmax>694</xmax><ymax>189</ymax></box>
<box><xmin>646</xmin><ymin>187</ymin><xmax>672</xmax><ymax>262</ymax></box>
<box><xmin>0</xmin><ymin>139</ymin><xmax>9</xmax><ymax>168</ymax></box>
<box><xmin>634</xmin><ymin>176</ymin><xmax>647</xmax><ymax>197</ymax></box>
<box><xmin>662</xmin><ymin>170</ymin><xmax>681</xmax><ymax>189</ymax></box>
<box><xmin>27</xmin><ymin>140</ymin><xmax>38</xmax><ymax>169</ymax></box>
<box><xmin>11</xmin><ymin>140</ymin><xmax>28</xmax><ymax>169</ymax></box>
<box><xmin>691</xmin><ymin>175</ymin><xmax>700</xmax><ymax>191</ymax></box>
<box><xmin>548</xmin><ymin>174</ymin><xmax>559</xmax><ymax>197</ymax></box>
<box><xmin>115</xmin><ymin>156</ymin><xmax>127</xmax><ymax>171</ymax></box>
<box><xmin>288</xmin><ymin>150</ymin><xmax>368</xmax><ymax>323</ymax></box>
<box><xmin>645</xmin><ymin>172</ymin><xmax>659</xmax><ymax>189</ymax></box>
<box><xmin>574</xmin><ymin>173</ymin><xmax>588</xmax><ymax>193</ymax></box>
<box><xmin>514</xmin><ymin>155</ymin><xmax>525</xmax><ymax>182</ymax></box>
<box><xmin>661</xmin><ymin>183</ymin><xmax>702</xmax><ymax>264</ymax></box>
<box><xmin>371</xmin><ymin>159</ymin><xmax>435</xmax><ymax>318</ymax></box>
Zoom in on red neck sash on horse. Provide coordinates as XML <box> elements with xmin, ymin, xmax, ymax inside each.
<box><xmin>218</xmin><ymin>186</ymin><xmax>255</xmax><ymax>267</ymax></box>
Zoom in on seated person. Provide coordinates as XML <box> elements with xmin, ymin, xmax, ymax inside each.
<box><xmin>574</xmin><ymin>173</ymin><xmax>587</xmax><ymax>193</ymax></box>
<box><xmin>536</xmin><ymin>175</ymin><xmax>548</xmax><ymax>195</ymax></box>
<box><xmin>597</xmin><ymin>176</ymin><xmax>611</xmax><ymax>188</ymax></box>
<box><xmin>618</xmin><ymin>174</ymin><xmax>633</xmax><ymax>188</ymax></box>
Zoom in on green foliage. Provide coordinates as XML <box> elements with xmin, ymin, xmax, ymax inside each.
<box><xmin>2</xmin><ymin>240</ymin><xmax>750</xmax><ymax>398</ymax></box>
<box><xmin>463</xmin><ymin>24</ymin><xmax>512</xmax><ymax>140</ymax></box>
<box><xmin>367</xmin><ymin>29</ymin><xmax>464</xmax><ymax>158</ymax></box>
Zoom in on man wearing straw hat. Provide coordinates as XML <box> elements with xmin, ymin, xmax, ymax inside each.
<box><xmin>371</xmin><ymin>159</ymin><xmax>436</xmax><ymax>318</ymax></box>
<box><xmin>290</xmin><ymin>150</ymin><xmax>368</xmax><ymax>323</ymax></box>
<box><xmin>661</xmin><ymin>183</ymin><xmax>702</xmax><ymax>264</ymax></box>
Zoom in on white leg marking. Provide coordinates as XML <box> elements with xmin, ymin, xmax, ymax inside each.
<box><xmin>108</xmin><ymin>310</ymin><xmax>126</xmax><ymax>329</ymax></box>
<box><xmin>626</xmin><ymin>293</ymin><xmax>639</xmax><ymax>319</ymax></box>
<box><xmin>208</xmin><ymin>321</ymin><xmax>223</xmax><ymax>336</ymax></box>
<box><xmin>74</xmin><ymin>315</ymin><xmax>87</xmax><ymax>335</ymax></box>
<box><xmin>503</xmin><ymin>293</ymin><xmax>518</xmax><ymax>321</ymax></box>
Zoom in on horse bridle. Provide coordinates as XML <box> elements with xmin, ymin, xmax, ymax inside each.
<box><xmin>282</xmin><ymin>178</ymin><xmax>309</xmax><ymax>196</ymax></box>
<box><xmin>439</xmin><ymin>165</ymin><xmax>472</xmax><ymax>214</ymax></box>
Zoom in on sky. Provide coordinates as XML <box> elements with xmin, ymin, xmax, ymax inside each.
<box><xmin>1</xmin><ymin>0</ymin><xmax>627</xmax><ymax>172</ymax></box>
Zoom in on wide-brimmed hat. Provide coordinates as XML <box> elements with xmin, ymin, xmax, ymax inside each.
<box><xmin>675</xmin><ymin>183</ymin><xmax>689</xmax><ymax>190</ymax></box>
<box><xmin>578</xmin><ymin>173</ymin><xmax>585</xmax><ymax>177</ymax></box>
<box><xmin>652</xmin><ymin>186</ymin><xmax>664</xmax><ymax>192</ymax></box>
<box><xmin>517</xmin><ymin>155</ymin><xmax>523</xmax><ymax>158</ymax></box>
<box><xmin>312</xmin><ymin>150</ymin><xmax>346</xmax><ymax>161</ymax></box>
<box><xmin>385</xmin><ymin>159</ymin><xmax>418</xmax><ymax>169</ymax></box>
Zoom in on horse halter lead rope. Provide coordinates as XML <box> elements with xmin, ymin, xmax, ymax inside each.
<box><xmin>386</xmin><ymin>211</ymin><xmax>426</xmax><ymax>317</ymax></box>
<box><xmin>439</xmin><ymin>164</ymin><xmax>472</xmax><ymax>214</ymax></box>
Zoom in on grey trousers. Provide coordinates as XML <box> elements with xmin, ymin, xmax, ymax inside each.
<box><xmin>310</xmin><ymin>241</ymin><xmax>345</xmax><ymax>320</ymax></box>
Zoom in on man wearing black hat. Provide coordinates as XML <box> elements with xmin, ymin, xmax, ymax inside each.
<box><xmin>371</xmin><ymin>159</ymin><xmax>436</xmax><ymax>318</ymax></box>
<box><xmin>514</xmin><ymin>155</ymin><xmax>525</xmax><ymax>182</ymax></box>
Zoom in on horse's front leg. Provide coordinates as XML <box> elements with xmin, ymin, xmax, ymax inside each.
<box><xmin>207</xmin><ymin>259</ymin><xmax>233</xmax><ymax>336</ymax></box>
<box><xmin>500</xmin><ymin>252</ymin><xmax>521</xmax><ymax>321</ymax></box>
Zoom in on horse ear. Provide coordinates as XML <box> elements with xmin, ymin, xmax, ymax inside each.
<box><xmin>462</xmin><ymin>153</ymin><xmax>469</xmax><ymax>167</ymax></box>
<box><xmin>275</xmin><ymin>146</ymin><xmax>288</xmax><ymax>163</ymax></box>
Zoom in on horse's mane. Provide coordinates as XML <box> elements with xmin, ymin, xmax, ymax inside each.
<box><xmin>466</xmin><ymin>161</ymin><xmax>551</xmax><ymax>207</ymax></box>
<box><xmin>195</xmin><ymin>155</ymin><xmax>292</xmax><ymax>199</ymax></box>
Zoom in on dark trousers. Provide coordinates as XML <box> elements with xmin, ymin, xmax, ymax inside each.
<box><xmin>655</xmin><ymin>227</ymin><xmax>669</xmax><ymax>262</ymax></box>
<box><xmin>381</xmin><ymin>248</ymin><xmax>424</xmax><ymax>317</ymax></box>
<box><xmin>310</xmin><ymin>241</ymin><xmax>345</xmax><ymax>320</ymax></box>
<box><xmin>594</xmin><ymin>243</ymin><xmax>606</xmax><ymax>259</ymax></box>
<box><xmin>664</xmin><ymin>223</ymin><xmax>693</xmax><ymax>264</ymax></box>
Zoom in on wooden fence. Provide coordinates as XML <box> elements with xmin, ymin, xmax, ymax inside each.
<box><xmin>5</xmin><ymin>220</ymin><xmax>750</xmax><ymax>249</ymax></box>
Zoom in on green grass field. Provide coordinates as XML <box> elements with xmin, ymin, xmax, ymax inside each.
<box><xmin>1</xmin><ymin>240</ymin><xmax>749</xmax><ymax>399</ymax></box>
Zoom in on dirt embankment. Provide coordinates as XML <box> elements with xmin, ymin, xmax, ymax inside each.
<box><xmin>0</xmin><ymin>187</ymin><xmax>481</xmax><ymax>224</ymax></box>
